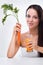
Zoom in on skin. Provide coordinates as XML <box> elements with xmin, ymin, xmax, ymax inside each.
<box><xmin>7</xmin><ymin>8</ymin><xmax>43</xmax><ymax>58</ymax></box>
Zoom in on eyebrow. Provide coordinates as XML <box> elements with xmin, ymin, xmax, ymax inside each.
<box><xmin>26</xmin><ymin>14</ymin><xmax>38</xmax><ymax>17</ymax></box>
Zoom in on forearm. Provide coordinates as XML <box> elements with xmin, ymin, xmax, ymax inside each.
<box><xmin>7</xmin><ymin>23</ymin><xmax>21</xmax><ymax>58</ymax></box>
<box><xmin>7</xmin><ymin>33</ymin><xmax>19</xmax><ymax>58</ymax></box>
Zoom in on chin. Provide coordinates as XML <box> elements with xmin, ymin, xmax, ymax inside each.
<box><xmin>29</xmin><ymin>26</ymin><xmax>34</xmax><ymax>30</ymax></box>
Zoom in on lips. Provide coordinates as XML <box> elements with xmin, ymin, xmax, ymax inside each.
<box><xmin>29</xmin><ymin>23</ymin><xmax>33</xmax><ymax>26</ymax></box>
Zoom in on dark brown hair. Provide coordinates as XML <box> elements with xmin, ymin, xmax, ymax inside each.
<box><xmin>26</xmin><ymin>4</ymin><xmax>43</xmax><ymax>57</ymax></box>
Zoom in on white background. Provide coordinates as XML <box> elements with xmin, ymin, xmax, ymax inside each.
<box><xmin>0</xmin><ymin>0</ymin><xmax>43</xmax><ymax>58</ymax></box>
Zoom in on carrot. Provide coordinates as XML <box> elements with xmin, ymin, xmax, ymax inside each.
<box><xmin>17</xmin><ymin>31</ymin><xmax>21</xmax><ymax>46</ymax></box>
<box><xmin>1</xmin><ymin>4</ymin><xmax>21</xmax><ymax>46</ymax></box>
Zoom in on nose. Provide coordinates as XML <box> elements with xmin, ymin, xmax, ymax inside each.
<box><xmin>29</xmin><ymin>17</ymin><xmax>33</xmax><ymax>22</ymax></box>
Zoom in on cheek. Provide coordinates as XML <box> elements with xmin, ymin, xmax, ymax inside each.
<box><xmin>26</xmin><ymin>18</ymin><xmax>29</xmax><ymax>24</ymax></box>
<box><xmin>34</xmin><ymin>20</ymin><xmax>39</xmax><ymax>26</ymax></box>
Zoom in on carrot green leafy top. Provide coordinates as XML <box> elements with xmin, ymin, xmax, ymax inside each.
<box><xmin>1</xmin><ymin>4</ymin><xmax>19</xmax><ymax>24</ymax></box>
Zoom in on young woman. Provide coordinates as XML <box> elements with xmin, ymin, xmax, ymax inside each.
<box><xmin>7</xmin><ymin>4</ymin><xmax>43</xmax><ymax>58</ymax></box>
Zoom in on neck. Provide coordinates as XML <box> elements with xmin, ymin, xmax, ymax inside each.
<box><xmin>29</xmin><ymin>28</ymin><xmax>38</xmax><ymax>36</ymax></box>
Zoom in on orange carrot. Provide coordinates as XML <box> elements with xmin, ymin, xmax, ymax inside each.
<box><xmin>17</xmin><ymin>31</ymin><xmax>21</xmax><ymax>46</ymax></box>
<box><xmin>17</xmin><ymin>23</ymin><xmax>21</xmax><ymax>46</ymax></box>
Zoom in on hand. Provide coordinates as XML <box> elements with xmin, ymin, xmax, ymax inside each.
<box><xmin>22</xmin><ymin>38</ymin><xmax>33</xmax><ymax>52</ymax></box>
<box><xmin>13</xmin><ymin>23</ymin><xmax>21</xmax><ymax>35</ymax></box>
<box><xmin>26</xmin><ymin>43</ymin><xmax>33</xmax><ymax>52</ymax></box>
<box><xmin>23</xmin><ymin>41</ymin><xmax>33</xmax><ymax>52</ymax></box>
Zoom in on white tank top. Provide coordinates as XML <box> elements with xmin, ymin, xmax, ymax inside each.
<box><xmin>20</xmin><ymin>47</ymin><xmax>38</xmax><ymax>57</ymax></box>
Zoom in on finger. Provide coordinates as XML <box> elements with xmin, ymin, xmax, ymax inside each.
<box><xmin>27</xmin><ymin>46</ymin><xmax>32</xmax><ymax>48</ymax></box>
<box><xmin>26</xmin><ymin>44</ymin><xmax>33</xmax><ymax>48</ymax></box>
<box><xmin>13</xmin><ymin>26</ymin><xmax>21</xmax><ymax>34</ymax></box>
<box><xmin>16</xmin><ymin>23</ymin><xmax>21</xmax><ymax>29</ymax></box>
<box><xmin>16</xmin><ymin>28</ymin><xmax>21</xmax><ymax>32</ymax></box>
<box><xmin>16</xmin><ymin>23</ymin><xmax>21</xmax><ymax>26</ymax></box>
<box><xmin>26</xmin><ymin>43</ymin><xmax>32</xmax><ymax>46</ymax></box>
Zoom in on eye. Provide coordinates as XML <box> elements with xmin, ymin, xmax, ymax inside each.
<box><xmin>26</xmin><ymin>14</ymin><xmax>30</xmax><ymax>18</ymax></box>
<box><xmin>33</xmin><ymin>16</ymin><xmax>38</xmax><ymax>19</ymax></box>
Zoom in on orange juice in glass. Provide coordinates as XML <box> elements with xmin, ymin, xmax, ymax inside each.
<box><xmin>24</xmin><ymin>35</ymin><xmax>33</xmax><ymax>52</ymax></box>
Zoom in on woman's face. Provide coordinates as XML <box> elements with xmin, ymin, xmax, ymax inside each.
<box><xmin>26</xmin><ymin>8</ymin><xmax>39</xmax><ymax>30</ymax></box>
